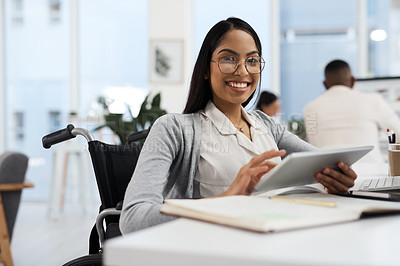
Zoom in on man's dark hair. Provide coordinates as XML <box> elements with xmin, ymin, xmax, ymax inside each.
<box><xmin>183</xmin><ymin>17</ymin><xmax>263</xmax><ymax>114</ymax></box>
<box><xmin>324</xmin><ymin>59</ymin><xmax>350</xmax><ymax>75</ymax></box>
<box><xmin>323</xmin><ymin>59</ymin><xmax>354</xmax><ymax>89</ymax></box>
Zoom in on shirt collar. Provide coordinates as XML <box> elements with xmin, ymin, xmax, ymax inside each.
<box><xmin>327</xmin><ymin>85</ymin><xmax>352</xmax><ymax>93</ymax></box>
<box><xmin>201</xmin><ymin>101</ymin><xmax>259</xmax><ymax>135</ymax></box>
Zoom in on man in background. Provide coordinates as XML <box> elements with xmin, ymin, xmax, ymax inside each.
<box><xmin>303</xmin><ymin>59</ymin><xmax>400</xmax><ymax>163</ymax></box>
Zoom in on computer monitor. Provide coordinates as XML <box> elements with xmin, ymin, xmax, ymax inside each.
<box><xmin>354</xmin><ymin>76</ymin><xmax>400</xmax><ymax>115</ymax></box>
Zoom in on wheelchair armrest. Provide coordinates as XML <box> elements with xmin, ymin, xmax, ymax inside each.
<box><xmin>95</xmin><ymin>208</ymin><xmax>121</xmax><ymax>247</ymax></box>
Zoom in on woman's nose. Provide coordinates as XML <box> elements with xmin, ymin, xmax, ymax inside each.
<box><xmin>233</xmin><ymin>60</ymin><xmax>249</xmax><ymax>76</ymax></box>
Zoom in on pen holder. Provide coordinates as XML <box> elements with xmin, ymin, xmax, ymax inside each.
<box><xmin>388</xmin><ymin>144</ymin><xmax>400</xmax><ymax>176</ymax></box>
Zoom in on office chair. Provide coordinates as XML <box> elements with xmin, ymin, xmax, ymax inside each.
<box><xmin>0</xmin><ymin>151</ymin><xmax>32</xmax><ymax>266</ymax></box>
<box><xmin>42</xmin><ymin>125</ymin><xmax>149</xmax><ymax>266</ymax></box>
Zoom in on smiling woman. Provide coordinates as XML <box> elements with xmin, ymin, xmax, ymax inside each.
<box><xmin>120</xmin><ymin>17</ymin><xmax>359</xmax><ymax>234</ymax></box>
<box><xmin>208</xmin><ymin>29</ymin><xmax>262</xmax><ymax>122</ymax></box>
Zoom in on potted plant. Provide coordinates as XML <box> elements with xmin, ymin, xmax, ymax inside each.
<box><xmin>95</xmin><ymin>92</ymin><xmax>167</xmax><ymax>145</ymax></box>
<box><xmin>287</xmin><ymin>115</ymin><xmax>307</xmax><ymax>141</ymax></box>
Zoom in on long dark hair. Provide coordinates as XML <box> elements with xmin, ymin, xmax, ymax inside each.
<box><xmin>183</xmin><ymin>17</ymin><xmax>263</xmax><ymax>114</ymax></box>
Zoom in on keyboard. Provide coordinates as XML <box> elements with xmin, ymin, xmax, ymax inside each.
<box><xmin>359</xmin><ymin>177</ymin><xmax>400</xmax><ymax>191</ymax></box>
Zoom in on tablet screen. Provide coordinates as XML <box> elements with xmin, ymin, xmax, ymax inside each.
<box><xmin>252</xmin><ymin>145</ymin><xmax>373</xmax><ymax>195</ymax></box>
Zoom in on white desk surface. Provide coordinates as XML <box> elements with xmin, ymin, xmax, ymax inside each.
<box><xmin>104</xmin><ymin>162</ymin><xmax>399</xmax><ymax>266</ymax></box>
<box><xmin>104</xmin><ymin>215</ymin><xmax>400</xmax><ymax>266</ymax></box>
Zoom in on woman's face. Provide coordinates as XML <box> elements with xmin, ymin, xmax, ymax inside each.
<box><xmin>209</xmin><ymin>29</ymin><xmax>261</xmax><ymax>110</ymax></box>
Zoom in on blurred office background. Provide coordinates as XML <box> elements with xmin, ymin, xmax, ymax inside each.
<box><xmin>1</xmin><ymin>0</ymin><xmax>400</xmax><ymax>202</ymax></box>
<box><xmin>2</xmin><ymin>0</ymin><xmax>400</xmax><ymax>265</ymax></box>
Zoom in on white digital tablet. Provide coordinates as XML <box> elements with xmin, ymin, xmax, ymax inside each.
<box><xmin>252</xmin><ymin>145</ymin><xmax>373</xmax><ymax>195</ymax></box>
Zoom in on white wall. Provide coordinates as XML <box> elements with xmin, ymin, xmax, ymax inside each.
<box><xmin>148</xmin><ymin>0</ymin><xmax>193</xmax><ymax>113</ymax></box>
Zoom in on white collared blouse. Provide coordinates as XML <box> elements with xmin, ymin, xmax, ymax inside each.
<box><xmin>194</xmin><ymin>101</ymin><xmax>281</xmax><ymax>198</ymax></box>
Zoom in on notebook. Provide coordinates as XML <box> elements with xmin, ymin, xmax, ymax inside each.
<box><xmin>161</xmin><ymin>193</ymin><xmax>400</xmax><ymax>233</ymax></box>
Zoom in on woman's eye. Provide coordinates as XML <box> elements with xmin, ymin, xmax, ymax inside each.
<box><xmin>220</xmin><ymin>56</ymin><xmax>237</xmax><ymax>63</ymax></box>
<box><xmin>247</xmin><ymin>57</ymin><xmax>260</xmax><ymax>65</ymax></box>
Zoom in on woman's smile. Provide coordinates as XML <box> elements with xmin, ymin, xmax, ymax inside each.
<box><xmin>226</xmin><ymin>81</ymin><xmax>251</xmax><ymax>93</ymax></box>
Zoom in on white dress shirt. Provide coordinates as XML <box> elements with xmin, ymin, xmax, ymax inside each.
<box><xmin>303</xmin><ymin>85</ymin><xmax>400</xmax><ymax>163</ymax></box>
<box><xmin>194</xmin><ymin>101</ymin><xmax>281</xmax><ymax>198</ymax></box>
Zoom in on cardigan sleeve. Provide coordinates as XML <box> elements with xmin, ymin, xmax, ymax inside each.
<box><xmin>120</xmin><ymin>113</ymin><xmax>201</xmax><ymax>233</ymax></box>
<box><xmin>120</xmin><ymin>115</ymin><xmax>181</xmax><ymax>233</ymax></box>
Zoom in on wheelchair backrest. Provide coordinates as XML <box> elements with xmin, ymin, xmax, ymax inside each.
<box><xmin>88</xmin><ymin>137</ymin><xmax>146</xmax><ymax>210</ymax></box>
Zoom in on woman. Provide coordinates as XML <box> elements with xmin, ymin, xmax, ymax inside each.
<box><xmin>120</xmin><ymin>17</ymin><xmax>356</xmax><ymax>233</ymax></box>
<box><xmin>256</xmin><ymin>91</ymin><xmax>281</xmax><ymax>117</ymax></box>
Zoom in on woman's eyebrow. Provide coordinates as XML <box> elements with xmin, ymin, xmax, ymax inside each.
<box><xmin>217</xmin><ymin>49</ymin><xmax>260</xmax><ymax>56</ymax></box>
<box><xmin>246</xmin><ymin>51</ymin><xmax>259</xmax><ymax>56</ymax></box>
<box><xmin>217</xmin><ymin>48</ymin><xmax>238</xmax><ymax>55</ymax></box>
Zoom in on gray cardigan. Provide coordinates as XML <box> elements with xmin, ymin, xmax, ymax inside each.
<box><xmin>120</xmin><ymin>110</ymin><xmax>316</xmax><ymax>234</ymax></box>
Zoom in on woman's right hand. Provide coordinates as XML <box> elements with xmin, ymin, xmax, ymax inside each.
<box><xmin>220</xmin><ymin>149</ymin><xmax>286</xmax><ymax>196</ymax></box>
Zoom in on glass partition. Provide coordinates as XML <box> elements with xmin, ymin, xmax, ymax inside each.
<box><xmin>5</xmin><ymin>0</ymin><xmax>148</xmax><ymax>200</ymax></box>
<box><xmin>280</xmin><ymin>0</ymin><xmax>358</xmax><ymax>121</ymax></box>
<box><xmin>367</xmin><ymin>0</ymin><xmax>400</xmax><ymax>76</ymax></box>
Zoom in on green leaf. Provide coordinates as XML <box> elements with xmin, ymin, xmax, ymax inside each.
<box><xmin>151</xmin><ymin>93</ymin><xmax>162</xmax><ymax>108</ymax></box>
<box><xmin>93</xmin><ymin>92</ymin><xmax>167</xmax><ymax>144</ymax></box>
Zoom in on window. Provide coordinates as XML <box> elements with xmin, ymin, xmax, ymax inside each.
<box><xmin>48</xmin><ymin>0</ymin><xmax>61</xmax><ymax>24</ymax></box>
<box><xmin>48</xmin><ymin>110</ymin><xmax>61</xmax><ymax>132</ymax></box>
<box><xmin>80</xmin><ymin>0</ymin><xmax>149</xmax><ymax>124</ymax></box>
<box><xmin>367</xmin><ymin>0</ymin><xmax>400</xmax><ymax>76</ymax></box>
<box><xmin>5</xmin><ymin>0</ymin><xmax>149</xmax><ymax>201</ymax></box>
<box><xmin>13</xmin><ymin>111</ymin><xmax>24</xmax><ymax>141</ymax></box>
<box><xmin>11</xmin><ymin>0</ymin><xmax>24</xmax><ymax>27</ymax></box>
<box><xmin>280</xmin><ymin>0</ymin><xmax>358</xmax><ymax>120</ymax></box>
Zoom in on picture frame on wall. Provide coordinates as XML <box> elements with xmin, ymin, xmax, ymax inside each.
<box><xmin>149</xmin><ymin>40</ymin><xmax>184</xmax><ymax>83</ymax></box>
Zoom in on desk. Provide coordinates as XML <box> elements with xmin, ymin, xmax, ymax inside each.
<box><xmin>104</xmin><ymin>163</ymin><xmax>398</xmax><ymax>266</ymax></box>
<box><xmin>104</xmin><ymin>215</ymin><xmax>400</xmax><ymax>266</ymax></box>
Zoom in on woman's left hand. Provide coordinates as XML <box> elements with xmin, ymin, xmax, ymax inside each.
<box><xmin>314</xmin><ymin>161</ymin><xmax>357</xmax><ymax>194</ymax></box>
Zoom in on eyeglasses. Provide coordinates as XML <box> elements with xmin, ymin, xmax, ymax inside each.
<box><xmin>211</xmin><ymin>56</ymin><xmax>265</xmax><ymax>74</ymax></box>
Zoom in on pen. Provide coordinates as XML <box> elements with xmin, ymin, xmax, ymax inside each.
<box><xmin>387</xmin><ymin>128</ymin><xmax>396</xmax><ymax>144</ymax></box>
<box><xmin>269</xmin><ymin>196</ymin><xmax>336</xmax><ymax>208</ymax></box>
<box><xmin>387</xmin><ymin>128</ymin><xmax>393</xmax><ymax>144</ymax></box>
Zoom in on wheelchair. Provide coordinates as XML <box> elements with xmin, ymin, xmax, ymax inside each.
<box><xmin>42</xmin><ymin>124</ymin><xmax>149</xmax><ymax>266</ymax></box>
